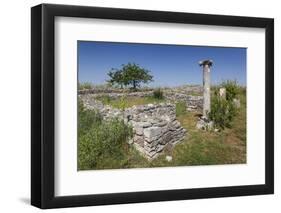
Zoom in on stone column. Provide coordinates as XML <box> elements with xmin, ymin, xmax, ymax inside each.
<box><xmin>199</xmin><ymin>60</ymin><xmax>213</xmax><ymax>118</ymax></box>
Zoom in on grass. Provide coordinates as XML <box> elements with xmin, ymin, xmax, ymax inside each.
<box><xmin>172</xmin><ymin>107</ymin><xmax>246</xmax><ymax>165</ymax></box>
<box><xmin>96</xmin><ymin>95</ymin><xmax>166</xmax><ymax>109</ymax></box>
<box><xmin>176</xmin><ymin>101</ymin><xmax>187</xmax><ymax>117</ymax></box>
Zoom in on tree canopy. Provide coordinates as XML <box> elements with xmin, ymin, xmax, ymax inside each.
<box><xmin>107</xmin><ymin>63</ymin><xmax>153</xmax><ymax>89</ymax></box>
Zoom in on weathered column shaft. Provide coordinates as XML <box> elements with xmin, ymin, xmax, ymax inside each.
<box><xmin>203</xmin><ymin>64</ymin><xmax>211</xmax><ymax>117</ymax></box>
<box><xmin>199</xmin><ymin>60</ymin><xmax>213</xmax><ymax>119</ymax></box>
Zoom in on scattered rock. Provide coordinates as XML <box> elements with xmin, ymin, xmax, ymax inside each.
<box><xmin>219</xmin><ymin>87</ymin><xmax>226</xmax><ymax>99</ymax></box>
<box><xmin>166</xmin><ymin>156</ymin><xmax>173</xmax><ymax>162</ymax></box>
<box><xmin>233</xmin><ymin>98</ymin><xmax>241</xmax><ymax>108</ymax></box>
<box><xmin>196</xmin><ymin>117</ymin><xmax>214</xmax><ymax>130</ymax></box>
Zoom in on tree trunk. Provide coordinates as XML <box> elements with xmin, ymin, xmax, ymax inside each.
<box><xmin>133</xmin><ymin>80</ymin><xmax>136</xmax><ymax>89</ymax></box>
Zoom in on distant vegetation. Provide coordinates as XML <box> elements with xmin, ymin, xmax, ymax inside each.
<box><xmin>78</xmin><ymin>82</ymin><xmax>93</xmax><ymax>90</ymax></box>
<box><xmin>153</xmin><ymin>88</ymin><xmax>164</xmax><ymax>100</ymax></box>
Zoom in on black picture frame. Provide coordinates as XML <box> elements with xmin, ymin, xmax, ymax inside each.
<box><xmin>31</xmin><ymin>3</ymin><xmax>274</xmax><ymax>209</ymax></box>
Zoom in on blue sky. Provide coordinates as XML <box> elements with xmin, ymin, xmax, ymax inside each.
<box><xmin>78</xmin><ymin>41</ymin><xmax>246</xmax><ymax>87</ymax></box>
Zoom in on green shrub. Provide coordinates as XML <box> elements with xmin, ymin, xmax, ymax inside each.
<box><xmin>176</xmin><ymin>101</ymin><xmax>187</xmax><ymax>117</ymax></box>
<box><xmin>209</xmin><ymin>89</ymin><xmax>237</xmax><ymax>129</ymax></box>
<box><xmin>78</xmin><ymin>99</ymin><xmax>102</xmax><ymax>136</ymax></box>
<box><xmin>208</xmin><ymin>81</ymin><xmax>241</xmax><ymax>129</ymax></box>
<box><xmin>79</xmin><ymin>82</ymin><xmax>93</xmax><ymax>90</ymax></box>
<box><xmin>153</xmin><ymin>88</ymin><xmax>164</xmax><ymax>100</ymax></box>
<box><xmin>78</xmin><ymin>99</ymin><xmax>133</xmax><ymax>170</ymax></box>
<box><xmin>221</xmin><ymin>80</ymin><xmax>239</xmax><ymax>101</ymax></box>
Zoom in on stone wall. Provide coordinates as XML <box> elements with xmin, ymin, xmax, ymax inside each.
<box><xmin>82</xmin><ymin>91</ymin><xmax>154</xmax><ymax>100</ymax></box>
<box><xmin>80</xmin><ymin>89</ymin><xmax>203</xmax><ymax>111</ymax></box>
<box><xmin>164</xmin><ymin>92</ymin><xmax>203</xmax><ymax>111</ymax></box>
<box><xmin>125</xmin><ymin>103</ymin><xmax>186</xmax><ymax>159</ymax></box>
<box><xmin>78</xmin><ymin>85</ymin><xmax>202</xmax><ymax>95</ymax></box>
<box><xmin>80</xmin><ymin>95</ymin><xmax>186</xmax><ymax>159</ymax></box>
<box><xmin>78</xmin><ymin>88</ymin><xmax>153</xmax><ymax>95</ymax></box>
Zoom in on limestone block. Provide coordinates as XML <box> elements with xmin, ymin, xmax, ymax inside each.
<box><xmin>144</xmin><ymin>127</ymin><xmax>162</xmax><ymax>139</ymax></box>
<box><xmin>233</xmin><ymin>98</ymin><xmax>241</xmax><ymax>108</ymax></box>
<box><xmin>166</xmin><ymin>156</ymin><xmax>173</xmax><ymax>162</ymax></box>
<box><xmin>134</xmin><ymin>126</ymin><xmax>144</xmax><ymax>136</ymax></box>
<box><xmin>219</xmin><ymin>87</ymin><xmax>226</xmax><ymax>99</ymax></box>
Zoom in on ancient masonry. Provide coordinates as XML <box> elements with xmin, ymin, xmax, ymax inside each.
<box><xmin>80</xmin><ymin>90</ymin><xmax>203</xmax><ymax>159</ymax></box>
<box><xmin>125</xmin><ymin>103</ymin><xmax>186</xmax><ymax>159</ymax></box>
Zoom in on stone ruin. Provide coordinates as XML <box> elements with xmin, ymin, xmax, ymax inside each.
<box><xmin>79</xmin><ymin>83</ymin><xmax>207</xmax><ymax>159</ymax></box>
<box><xmin>126</xmin><ymin>104</ymin><xmax>186</xmax><ymax>159</ymax></box>
<box><xmin>80</xmin><ymin>94</ymin><xmax>189</xmax><ymax>159</ymax></box>
<box><xmin>80</xmin><ymin>89</ymin><xmax>204</xmax><ymax>112</ymax></box>
<box><xmin>79</xmin><ymin>59</ymin><xmax>243</xmax><ymax>160</ymax></box>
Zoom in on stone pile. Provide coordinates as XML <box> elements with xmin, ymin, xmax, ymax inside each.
<box><xmin>126</xmin><ymin>103</ymin><xmax>186</xmax><ymax>159</ymax></box>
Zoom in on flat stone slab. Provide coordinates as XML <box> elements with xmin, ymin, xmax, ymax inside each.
<box><xmin>144</xmin><ymin>127</ymin><xmax>162</xmax><ymax>139</ymax></box>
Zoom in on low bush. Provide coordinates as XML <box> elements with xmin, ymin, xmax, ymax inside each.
<box><xmin>221</xmin><ymin>80</ymin><xmax>239</xmax><ymax>101</ymax></box>
<box><xmin>78</xmin><ymin>99</ymin><xmax>133</xmax><ymax>170</ymax></box>
<box><xmin>153</xmin><ymin>88</ymin><xmax>164</xmax><ymax>100</ymax></box>
<box><xmin>176</xmin><ymin>101</ymin><xmax>187</xmax><ymax>117</ymax></box>
<box><xmin>209</xmin><ymin>80</ymin><xmax>240</xmax><ymax>129</ymax></box>
<box><xmin>78</xmin><ymin>100</ymin><xmax>102</xmax><ymax>136</ymax></box>
<box><xmin>209</xmin><ymin>93</ymin><xmax>236</xmax><ymax>129</ymax></box>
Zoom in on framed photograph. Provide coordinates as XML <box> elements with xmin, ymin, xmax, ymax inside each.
<box><xmin>31</xmin><ymin>3</ymin><xmax>274</xmax><ymax>209</ymax></box>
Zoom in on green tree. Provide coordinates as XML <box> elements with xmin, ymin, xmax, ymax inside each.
<box><xmin>107</xmin><ymin>69</ymin><xmax>125</xmax><ymax>88</ymax></box>
<box><xmin>107</xmin><ymin>63</ymin><xmax>153</xmax><ymax>89</ymax></box>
